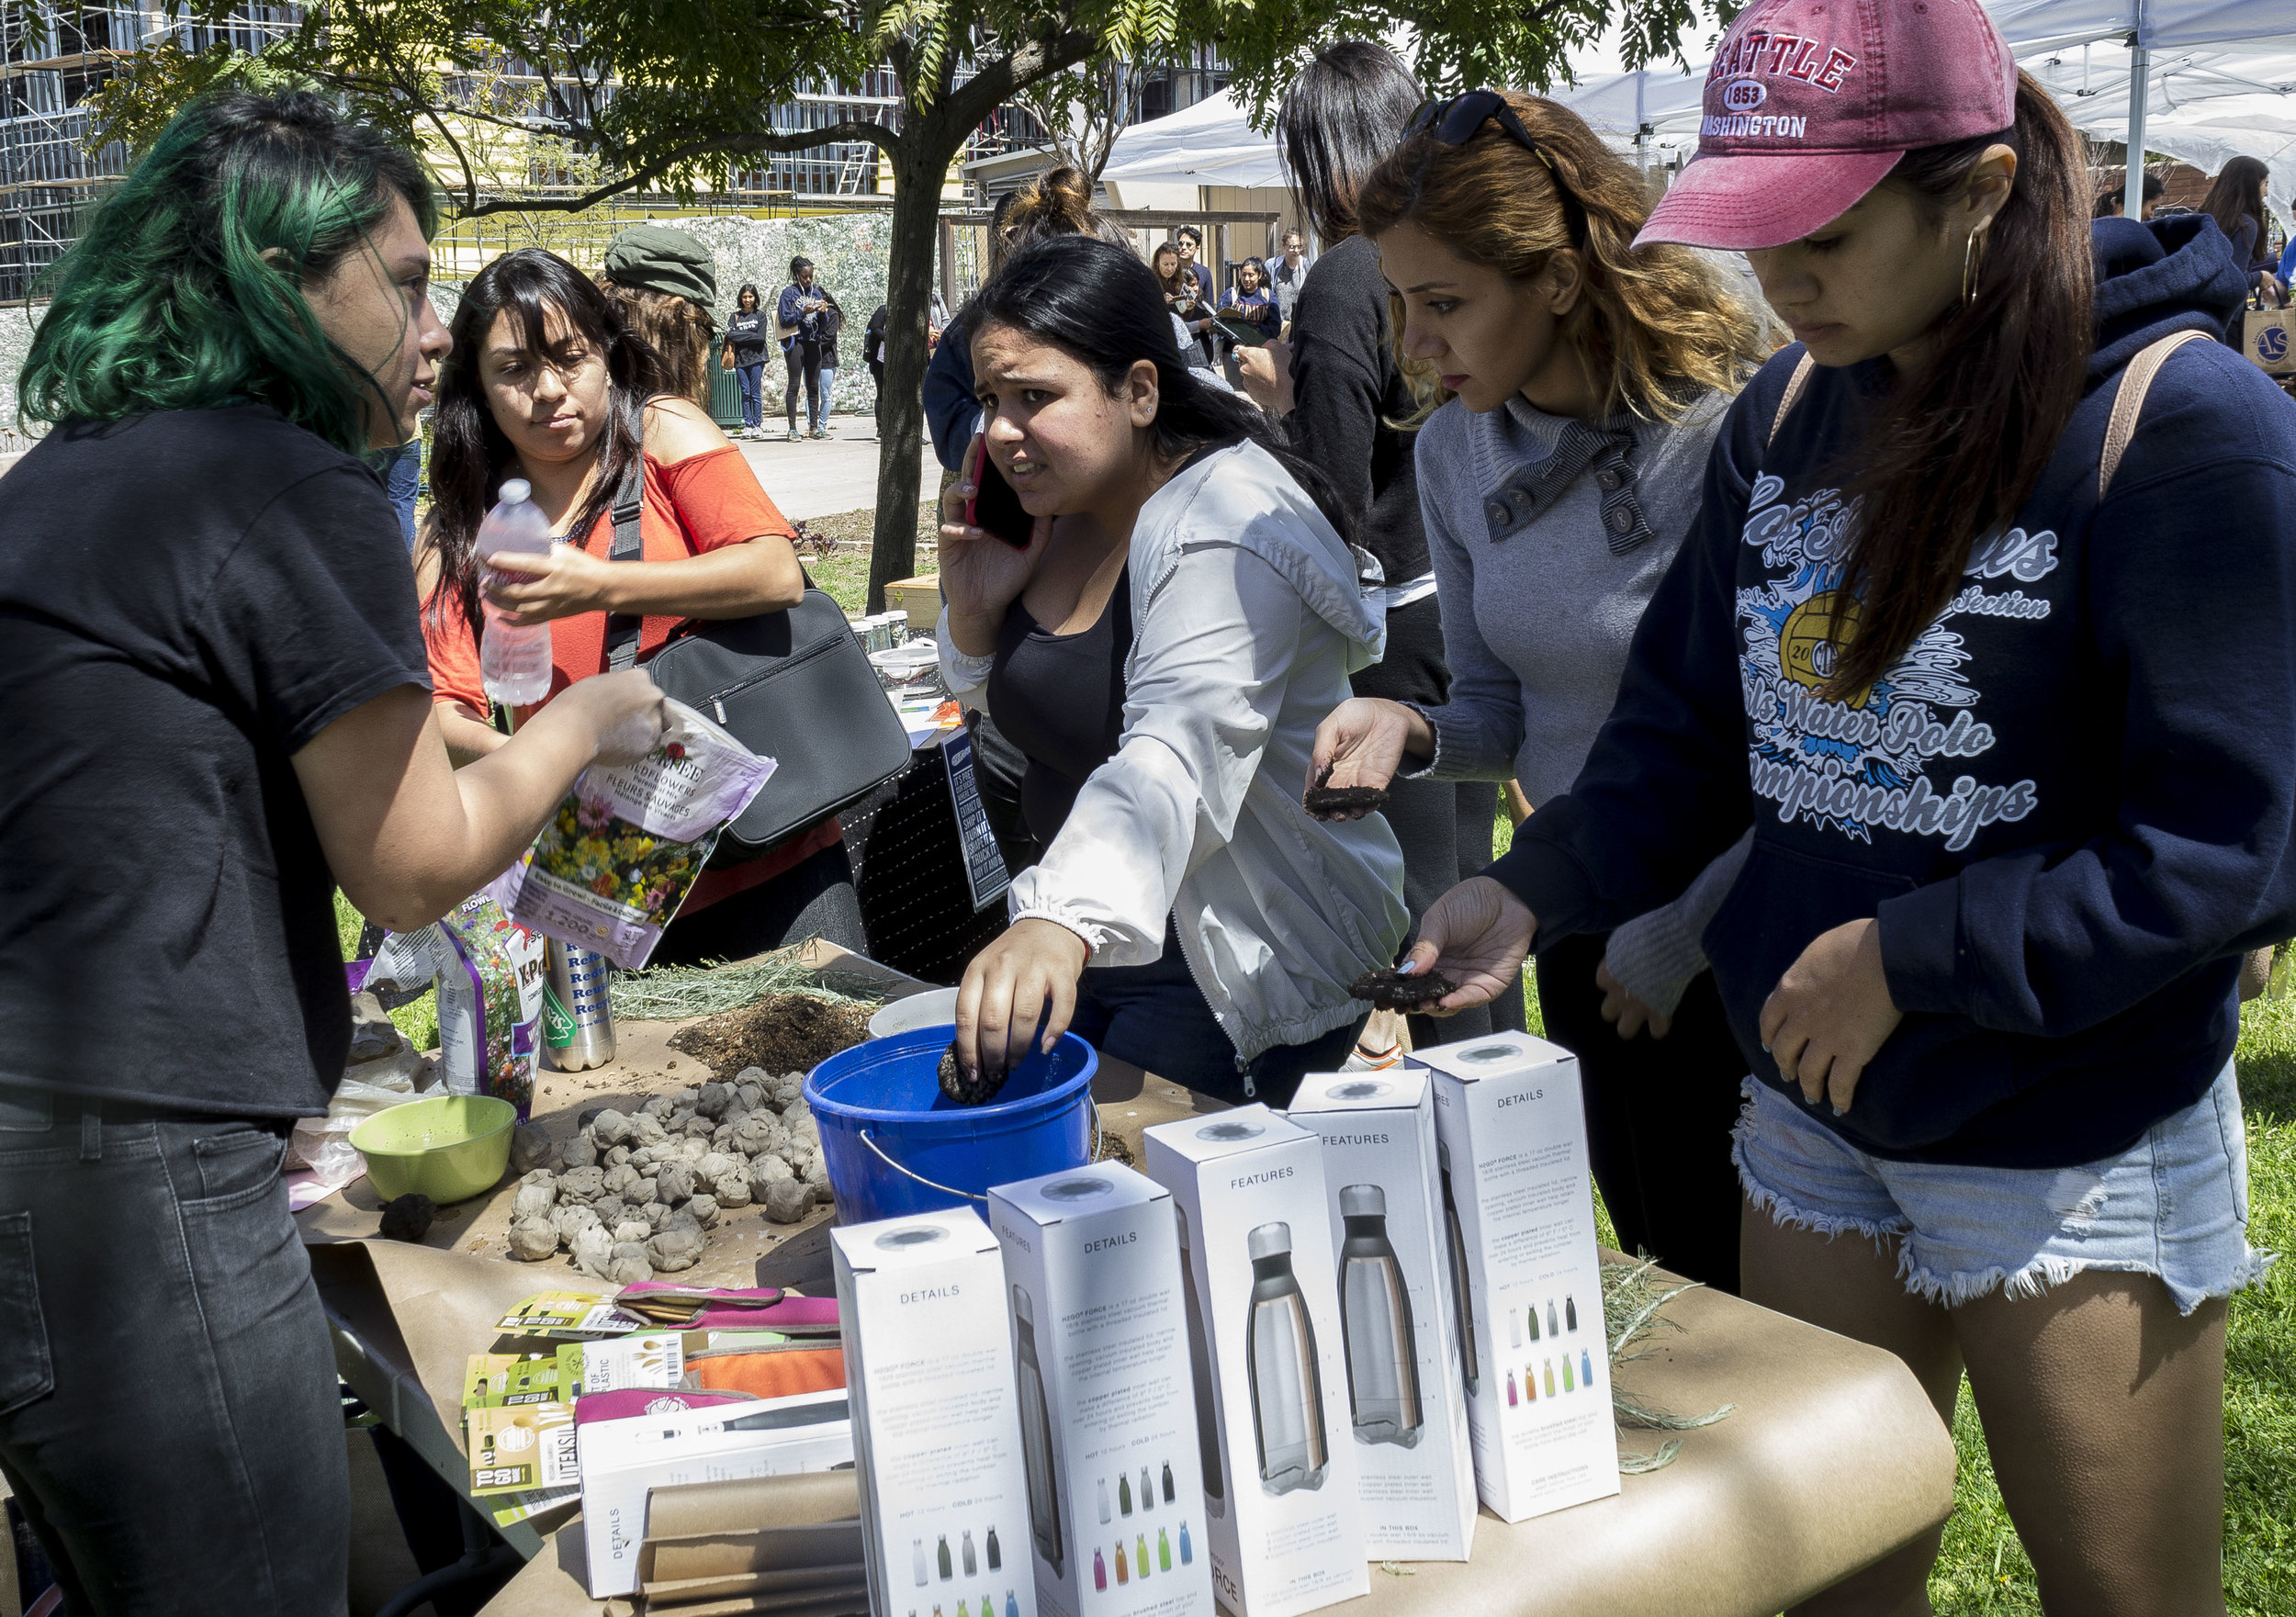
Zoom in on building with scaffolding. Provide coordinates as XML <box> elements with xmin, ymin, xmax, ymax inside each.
<box><xmin>0</xmin><ymin>3</ymin><xmax>298</xmax><ymax>299</ymax></box>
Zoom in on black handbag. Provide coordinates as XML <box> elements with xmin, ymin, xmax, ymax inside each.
<box><xmin>602</xmin><ymin>466</ymin><xmax>914</xmax><ymax>860</ymax></box>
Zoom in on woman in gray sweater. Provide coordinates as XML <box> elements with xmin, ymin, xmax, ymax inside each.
<box><xmin>1308</xmin><ymin>91</ymin><xmax>1768</xmax><ymax>1291</ymax></box>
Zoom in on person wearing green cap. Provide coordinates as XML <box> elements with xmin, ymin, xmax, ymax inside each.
<box><xmin>601</xmin><ymin>223</ymin><xmax>720</xmax><ymax>408</ymax></box>
<box><xmin>779</xmin><ymin>256</ymin><xmax>832</xmax><ymax>441</ymax></box>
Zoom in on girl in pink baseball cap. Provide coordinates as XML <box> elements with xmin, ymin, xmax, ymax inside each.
<box><xmin>1408</xmin><ymin>0</ymin><xmax>2288</xmax><ymax>1608</ymax></box>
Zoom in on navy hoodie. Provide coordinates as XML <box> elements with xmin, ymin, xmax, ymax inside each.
<box><xmin>1490</xmin><ymin>216</ymin><xmax>2296</xmax><ymax>1167</ymax></box>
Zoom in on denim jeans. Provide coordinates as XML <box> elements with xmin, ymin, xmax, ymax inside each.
<box><xmin>736</xmin><ymin>362</ymin><xmax>766</xmax><ymax>430</ymax></box>
<box><xmin>382</xmin><ymin>438</ymin><xmax>422</xmax><ymax>548</ymax></box>
<box><xmin>814</xmin><ymin>367</ymin><xmax>838</xmax><ymax>433</ymax></box>
<box><xmin>1064</xmin><ymin>924</ymin><xmax>1367</xmax><ymax>1108</ymax></box>
<box><xmin>0</xmin><ymin>1085</ymin><xmax>348</xmax><ymax>1614</ymax></box>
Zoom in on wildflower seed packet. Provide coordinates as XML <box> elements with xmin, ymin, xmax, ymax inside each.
<box><xmin>508</xmin><ymin>701</ymin><xmax>776</xmax><ymax>970</ymax></box>
<box><xmin>437</xmin><ymin>887</ymin><xmax>547</xmax><ymax>1118</ymax></box>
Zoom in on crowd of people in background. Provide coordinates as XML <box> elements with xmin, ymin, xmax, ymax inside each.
<box><xmin>5</xmin><ymin>0</ymin><xmax>2296</xmax><ymax>1606</ymax></box>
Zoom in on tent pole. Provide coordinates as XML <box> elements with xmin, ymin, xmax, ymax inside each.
<box><xmin>2124</xmin><ymin>3</ymin><xmax>2149</xmax><ymax>219</ymax></box>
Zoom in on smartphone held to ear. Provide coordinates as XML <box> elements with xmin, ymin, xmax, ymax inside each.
<box><xmin>965</xmin><ymin>453</ymin><xmax>1034</xmax><ymax>550</ymax></box>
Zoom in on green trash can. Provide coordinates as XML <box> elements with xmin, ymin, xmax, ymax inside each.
<box><xmin>708</xmin><ymin>363</ymin><xmax>746</xmax><ymax>432</ymax></box>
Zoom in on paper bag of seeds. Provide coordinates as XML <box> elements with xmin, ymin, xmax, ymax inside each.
<box><xmin>507</xmin><ymin>702</ymin><xmax>776</xmax><ymax>970</ymax></box>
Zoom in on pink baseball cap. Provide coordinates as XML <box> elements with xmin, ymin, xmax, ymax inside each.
<box><xmin>1636</xmin><ymin>0</ymin><xmax>2016</xmax><ymax>252</ymax></box>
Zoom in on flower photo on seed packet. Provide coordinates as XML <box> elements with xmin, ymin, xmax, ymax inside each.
<box><xmin>508</xmin><ymin>700</ymin><xmax>770</xmax><ymax>970</ymax></box>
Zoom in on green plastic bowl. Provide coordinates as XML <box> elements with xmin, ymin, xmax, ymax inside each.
<box><xmin>351</xmin><ymin>1094</ymin><xmax>519</xmax><ymax>1205</ymax></box>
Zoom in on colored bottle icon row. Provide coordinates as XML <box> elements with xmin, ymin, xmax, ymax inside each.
<box><xmin>1506</xmin><ymin>1294</ymin><xmax>1580</xmax><ymax>1348</ymax></box>
<box><xmin>1095</xmin><ymin>1461</ymin><xmax>1178</xmax><ymax>1522</ymax></box>
<box><xmin>1091</xmin><ymin>1522</ymin><xmax>1193</xmax><ymax>1589</ymax></box>
<box><xmin>1503</xmin><ymin>1349</ymin><xmax>1598</xmax><ymax>1405</ymax></box>
<box><xmin>912</xmin><ymin>1526</ymin><xmax>1003</xmax><ymax>1585</ymax></box>
<box><xmin>911</xmin><ymin>1596</ymin><xmax>1019</xmax><ymax>1617</ymax></box>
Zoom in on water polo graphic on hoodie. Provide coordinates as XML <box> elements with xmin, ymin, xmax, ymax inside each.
<box><xmin>1735</xmin><ymin>469</ymin><xmax>2046</xmax><ymax>855</ymax></box>
<box><xmin>1487</xmin><ymin>213</ymin><xmax>2296</xmax><ymax>1170</ymax></box>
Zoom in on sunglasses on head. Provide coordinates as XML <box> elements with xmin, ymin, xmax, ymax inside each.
<box><xmin>1405</xmin><ymin>91</ymin><xmax>1584</xmax><ymax>242</ymax></box>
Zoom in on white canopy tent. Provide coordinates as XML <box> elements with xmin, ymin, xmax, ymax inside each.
<box><xmin>1101</xmin><ymin>1</ymin><xmax>2296</xmax><ymax>227</ymax></box>
<box><xmin>1098</xmin><ymin>90</ymin><xmax>1285</xmax><ymax>190</ymax></box>
<box><xmin>1987</xmin><ymin>1</ymin><xmax>2296</xmax><ymax>216</ymax></box>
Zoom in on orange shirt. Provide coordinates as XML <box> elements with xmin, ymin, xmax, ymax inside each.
<box><xmin>426</xmin><ymin>445</ymin><xmax>842</xmax><ymax>907</ymax></box>
<box><xmin>424</xmin><ymin>444</ymin><xmax>795</xmax><ymax>715</ymax></box>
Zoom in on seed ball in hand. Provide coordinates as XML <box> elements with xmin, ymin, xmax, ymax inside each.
<box><xmin>1303</xmin><ymin>783</ymin><xmax>1390</xmax><ymax>817</ymax></box>
<box><xmin>937</xmin><ymin>1040</ymin><xmax>1009</xmax><ymax>1107</ymax></box>
<box><xmin>1346</xmin><ymin>967</ymin><xmax>1458</xmax><ymax>1011</ymax></box>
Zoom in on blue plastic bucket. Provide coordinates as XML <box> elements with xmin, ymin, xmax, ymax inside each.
<box><xmin>805</xmin><ymin>1026</ymin><xmax>1098</xmax><ymax>1222</ymax></box>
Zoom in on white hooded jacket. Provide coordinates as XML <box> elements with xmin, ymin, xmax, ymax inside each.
<box><xmin>940</xmin><ymin>439</ymin><xmax>1408</xmax><ymax>1068</ymax></box>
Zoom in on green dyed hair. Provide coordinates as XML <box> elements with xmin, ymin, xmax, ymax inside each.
<box><xmin>17</xmin><ymin>89</ymin><xmax>436</xmax><ymax>454</ymax></box>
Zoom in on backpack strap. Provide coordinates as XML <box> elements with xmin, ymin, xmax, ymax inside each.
<box><xmin>602</xmin><ymin>457</ymin><xmax>647</xmax><ymax>671</ymax></box>
<box><xmin>1768</xmin><ymin>350</ymin><xmax>1816</xmax><ymax>450</ymax></box>
<box><xmin>2099</xmin><ymin>329</ymin><xmax>2212</xmax><ymax>502</ymax></box>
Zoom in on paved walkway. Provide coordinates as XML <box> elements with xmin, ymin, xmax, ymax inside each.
<box><xmin>731</xmin><ymin>413</ymin><xmax>942</xmax><ymax>522</ymax></box>
<box><xmin>0</xmin><ymin>415</ymin><xmax>938</xmax><ymax>525</ymax></box>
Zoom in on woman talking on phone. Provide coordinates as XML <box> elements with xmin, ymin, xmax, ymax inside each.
<box><xmin>939</xmin><ymin>235</ymin><xmax>1406</xmax><ymax>1103</ymax></box>
<box><xmin>1412</xmin><ymin>0</ymin><xmax>2285</xmax><ymax>1604</ymax></box>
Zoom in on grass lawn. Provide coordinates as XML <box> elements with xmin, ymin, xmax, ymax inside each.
<box><xmin>1494</xmin><ymin>813</ymin><xmax>2293</xmax><ymax>1612</ymax></box>
<box><xmin>792</xmin><ymin>503</ymin><xmax>945</xmax><ymax>616</ymax></box>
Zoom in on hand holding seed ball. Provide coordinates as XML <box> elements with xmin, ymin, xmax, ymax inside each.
<box><xmin>939</xmin><ymin>1040</ymin><xmax>1010</xmax><ymax>1107</ymax></box>
<box><xmin>1307</xmin><ymin>697</ymin><xmax>1435</xmax><ymax>819</ymax></box>
<box><xmin>1348</xmin><ymin>967</ymin><xmax>1459</xmax><ymax>1010</ymax></box>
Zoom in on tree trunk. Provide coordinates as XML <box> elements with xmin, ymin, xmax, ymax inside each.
<box><xmin>867</xmin><ymin>129</ymin><xmax>955</xmax><ymax>612</ymax></box>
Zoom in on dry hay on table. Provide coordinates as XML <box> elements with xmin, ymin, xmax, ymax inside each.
<box><xmin>667</xmin><ymin>992</ymin><xmax>875</xmax><ymax>1081</ymax></box>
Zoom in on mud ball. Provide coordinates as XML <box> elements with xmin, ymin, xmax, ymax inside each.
<box><xmin>1303</xmin><ymin>783</ymin><xmax>1390</xmax><ymax>817</ymax></box>
<box><xmin>1346</xmin><ymin>968</ymin><xmax>1458</xmax><ymax>1011</ymax></box>
<box><xmin>379</xmin><ymin>1193</ymin><xmax>435</xmax><ymax>1243</ymax></box>
<box><xmin>506</xmin><ymin>1218</ymin><xmax>557</xmax><ymax>1262</ymax></box>
<box><xmin>937</xmin><ymin>1040</ymin><xmax>1009</xmax><ymax>1107</ymax></box>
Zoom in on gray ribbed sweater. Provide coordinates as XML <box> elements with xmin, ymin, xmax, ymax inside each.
<box><xmin>1404</xmin><ymin>390</ymin><xmax>1728</xmax><ymax>806</ymax></box>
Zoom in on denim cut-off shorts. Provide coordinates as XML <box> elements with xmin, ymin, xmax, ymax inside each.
<box><xmin>1733</xmin><ymin>1061</ymin><xmax>2274</xmax><ymax>1314</ymax></box>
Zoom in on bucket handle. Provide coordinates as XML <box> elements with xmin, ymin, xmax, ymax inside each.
<box><xmin>855</xmin><ymin>1099</ymin><xmax>1103</xmax><ymax>1204</ymax></box>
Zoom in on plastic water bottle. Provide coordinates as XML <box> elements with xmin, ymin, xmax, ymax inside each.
<box><xmin>478</xmin><ymin>477</ymin><xmax>553</xmax><ymax>706</ymax></box>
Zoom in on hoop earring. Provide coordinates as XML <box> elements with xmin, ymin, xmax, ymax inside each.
<box><xmin>1961</xmin><ymin>226</ymin><xmax>1990</xmax><ymax>306</ymax></box>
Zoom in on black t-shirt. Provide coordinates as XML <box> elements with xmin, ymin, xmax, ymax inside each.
<box><xmin>0</xmin><ymin>406</ymin><xmax>432</xmax><ymax>1117</ymax></box>
<box><xmin>986</xmin><ymin>570</ymin><xmax>1133</xmax><ymax>847</ymax></box>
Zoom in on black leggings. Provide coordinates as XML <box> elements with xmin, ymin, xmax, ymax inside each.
<box><xmin>1535</xmin><ymin>929</ymin><xmax>1748</xmax><ymax>1294</ymax></box>
<box><xmin>784</xmin><ymin>340</ymin><xmax>821</xmax><ymax>432</ymax></box>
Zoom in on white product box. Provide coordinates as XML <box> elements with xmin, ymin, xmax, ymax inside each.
<box><xmin>834</xmin><ymin>1208</ymin><xmax>1041</xmax><ymax>1617</ymax></box>
<box><xmin>576</xmin><ymin>1387</ymin><xmax>853</xmax><ymax>1597</ymax></box>
<box><xmin>1141</xmin><ymin>1106</ymin><xmax>1367</xmax><ymax>1617</ymax></box>
<box><xmin>1286</xmin><ymin>1071</ymin><xmax>1478</xmax><ymax>1560</ymax></box>
<box><xmin>987</xmin><ymin>1162</ymin><xmax>1217</xmax><ymax>1617</ymax></box>
<box><xmin>1410</xmin><ymin>1032</ymin><xmax>1618</xmax><ymax>1523</ymax></box>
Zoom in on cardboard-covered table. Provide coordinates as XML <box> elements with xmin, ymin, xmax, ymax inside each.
<box><xmin>296</xmin><ymin>945</ymin><xmax>1955</xmax><ymax>1616</ymax></box>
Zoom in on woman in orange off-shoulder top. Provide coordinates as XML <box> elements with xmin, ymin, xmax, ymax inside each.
<box><xmin>418</xmin><ymin>248</ymin><xmax>864</xmax><ymax>960</ymax></box>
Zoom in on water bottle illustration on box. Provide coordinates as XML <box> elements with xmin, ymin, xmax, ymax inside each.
<box><xmin>1244</xmin><ymin>1221</ymin><xmax>1329</xmax><ymax>1496</ymax></box>
<box><xmin>1174</xmin><ymin>1204</ymin><xmax>1228</xmax><ymax>1518</ymax></box>
<box><xmin>1011</xmin><ymin>1286</ymin><xmax>1065</xmax><ymax>1579</ymax></box>
<box><xmin>1336</xmin><ymin>1184</ymin><xmax>1424</xmax><ymax>1448</ymax></box>
<box><xmin>1435</xmin><ymin>1140</ymin><xmax>1480</xmax><ymax>1398</ymax></box>
<box><xmin>476</xmin><ymin>478</ymin><xmax>554</xmax><ymax>706</ymax></box>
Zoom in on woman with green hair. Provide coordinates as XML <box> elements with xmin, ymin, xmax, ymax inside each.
<box><xmin>0</xmin><ymin>90</ymin><xmax>665</xmax><ymax>1611</ymax></box>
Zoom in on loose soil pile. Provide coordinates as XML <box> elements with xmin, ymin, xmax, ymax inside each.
<box><xmin>667</xmin><ymin>993</ymin><xmax>874</xmax><ymax>1079</ymax></box>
